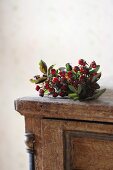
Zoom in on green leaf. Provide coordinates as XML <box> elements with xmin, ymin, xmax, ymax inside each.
<box><xmin>75</xmin><ymin>71</ymin><xmax>81</xmax><ymax>78</ymax></box>
<box><xmin>30</xmin><ymin>79</ymin><xmax>38</xmax><ymax>83</ymax></box>
<box><xmin>39</xmin><ymin>60</ymin><xmax>47</xmax><ymax>74</ymax></box>
<box><xmin>72</xmin><ymin>70</ymin><xmax>77</xmax><ymax>76</ymax></box>
<box><xmin>68</xmin><ymin>93</ymin><xmax>78</xmax><ymax>99</ymax></box>
<box><xmin>90</xmin><ymin>65</ymin><xmax>100</xmax><ymax>74</ymax></box>
<box><xmin>37</xmin><ymin>77</ymin><xmax>47</xmax><ymax>83</ymax></box>
<box><xmin>30</xmin><ymin>76</ymin><xmax>47</xmax><ymax>84</ymax></box>
<box><xmin>73</xmin><ymin>96</ymin><xmax>79</xmax><ymax>100</ymax></box>
<box><xmin>44</xmin><ymin>89</ymin><xmax>49</xmax><ymax>94</ymax></box>
<box><xmin>91</xmin><ymin>73</ymin><xmax>101</xmax><ymax>83</ymax></box>
<box><xmin>95</xmin><ymin>65</ymin><xmax>100</xmax><ymax>72</ymax></box>
<box><xmin>68</xmin><ymin>85</ymin><xmax>77</xmax><ymax>93</ymax></box>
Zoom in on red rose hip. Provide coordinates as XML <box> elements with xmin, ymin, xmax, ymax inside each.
<box><xmin>59</xmin><ymin>71</ymin><xmax>66</xmax><ymax>77</ymax></box>
<box><xmin>78</xmin><ymin>59</ymin><xmax>86</xmax><ymax>66</ymax></box>
<box><xmin>74</xmin><ymin>66</ymin><xmax>80</xmax><ymax>72</ymax></box>
<box><xmin>79</xmin><ymin>75</ymin><xmax>85</xmax><ymax>81</ymax></box>
<box><xmin>49</xmin><ymin>87</ymin><xmax>55</xmax><ymax>93</ymax></box>
<box><xmin>90</xmin><ymin>61</ymin><xmax>96</xmax><ymax>68</ymax></box>
<box><xmin>60</xmin><ymin>77</ymin><xmax>67</xmax><ymax>83</ymax></box>
<box><xmin>53</xmin><ymin>92</ymin><xmax>58</xmax><ymax>97</ymax></box>
<box><xmin>67</xmin><ymin>71</ymin><xmax>73</xmax><ymax>78</ymax></box>
<box><xmin>44</xmin><ymin>83</ymin><xmax>49</xmax><ymax>89</ymax></box>
<box><xmin>59</xmin><ymin>91</ymin><xmax>65</xmax><ymax>97</ymax></box>
<box><xmin>61</xmin><ymin>85</ymin><xmax>67</xmax><ymax>91</ymax></box>
<box><xmin>39</xmin><ymin>89</ymin><xmax>44</xmax><ymax>97</ymax></box>
<box><xmin>51</xmin><ymin>69</ymin><xmax>56</xmax><ymax>75</ymax></box>
<box><xmin>35</xmin><ymin>85</ymin><xmax>40</xmax><ymax>91</ymax></box>
<box><xmin>52</xmin><ymin>77</ymin><xmax>59</xmax><ymax>83</ymax></box>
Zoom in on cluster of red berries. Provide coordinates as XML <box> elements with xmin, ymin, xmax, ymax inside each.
<box><xmin>34</xmin><ymin>59</ymin><xmax>99</xmax><ymax>98</ymax></box>
<box><xmin>36</xmin><ymin>70</ymin><xmax>69</xmax><ymax>97</ymax></box>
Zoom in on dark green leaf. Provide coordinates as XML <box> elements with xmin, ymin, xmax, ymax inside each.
<box><xmin>68</xmin><ymin>85</ymin><xmax>77</xmax><ymax>93</ymax></box>
<box><xmin>37</xmin><ymin>77</ymin><xmax>47</xmax><ymax>83</ymax></box>
<box><xmin>84</xmin><ymin>88</ymin><xmax>106</xmax><ymax>100</ymax></box>
<box><xmin>93</xmin><ymin>83</ymin><xmax>100</xmax><ymax>89</ymax></box>
<box><xmin>95</xmin><ymin>65</ymin><xmax>100</xmax><ymax>72</ymax></box>
<box><xmin>72</xmin><ymin>70</ymin><xmax>76</xmax><ymax>75</ymax></box>
<box><xmin>91</xmin><ymin>73</ymin><xmax>101</xmax><ymax>83</ymax></box>
<box><xmin>34</xmin><ymin>75</ymin><xmax>40</xmax><ymax>79</ymax></box>
<box><xmin>65</xmin><ymin>63</ymin><xmax>72</xmax><ymax>71</ymax></box>
<box><xmin>78</xmin><ymin>84</ymin><xmax>82</xmax><ymax>94</ymax></box>
<box><xmin>93</xmin><ymin>88</ymin><xmax>106</xmax><ymax>98</ymax></box>
<box><xmin>90</xmin><ymin>65</ymin><xmax>100</xmax><ymax>74</ymax></box>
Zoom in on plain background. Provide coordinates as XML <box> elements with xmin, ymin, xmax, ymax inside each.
<box><xmin>0</xmin><ymin>0</ymin><xmax>113</xmax><ymax>169</ymax></box>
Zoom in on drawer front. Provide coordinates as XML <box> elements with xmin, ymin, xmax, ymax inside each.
<box><xmin>42</xmin><ymin>119</ymin><xmax>113</xmax><ymax>170</ymax></box>
<box><xmin>64</xmin><ymin>130</ymin><xmax>113</xmax><ymax>170</ymax></box>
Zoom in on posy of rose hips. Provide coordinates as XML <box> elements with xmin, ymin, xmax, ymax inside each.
<box><xmin>30</xmin><ymin>59</ymin><xmax>105</xmax><ymax>101</ymax></box>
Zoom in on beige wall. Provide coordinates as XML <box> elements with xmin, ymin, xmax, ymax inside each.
<box><xmin>0</xmin><ymin>0</ymin><xmax>113</xmax><ymax>169</ymax></box>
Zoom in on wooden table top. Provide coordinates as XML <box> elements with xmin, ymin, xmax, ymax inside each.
<box><xmin>15</xmin><ymin>89</ymin><xmax>113</xmax><ymax>123</ymax></box>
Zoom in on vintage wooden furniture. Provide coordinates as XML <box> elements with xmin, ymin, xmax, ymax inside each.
<box><xmin>15</xmin><ymin>89</ymin><xmax>113</xmax><ymax>170</ymax></box>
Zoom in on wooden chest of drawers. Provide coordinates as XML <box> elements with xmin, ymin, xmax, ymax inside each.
<box><xmin>15</xmin><ymin>89</ymin><xmax>113</xmax><ymax>170</ymax></box>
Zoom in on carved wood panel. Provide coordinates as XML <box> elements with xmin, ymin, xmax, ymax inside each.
<box><xmin>42</xmin><ymin>119</ymin><xmax>113</xmax><ymax>170</ymax></box>
<box><xmin>64</xmin><ymin>131</ymin><xmax>113</xmax><ymax>170</ymax></box>
<box><xmin>15</xmin><ymin>90</ymin><xmax>113</xmax><ymax>170</ymax></box>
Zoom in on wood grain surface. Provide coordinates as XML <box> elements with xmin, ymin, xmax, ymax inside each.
<box><xmin>15</xmin><ymin>89</ymin><xmax>113</xmax><ymax>123</ymax></box>
<box><xmin>14</xmin><ymin>89</ymin><xmax>113</xmax><ymax>170</ymax></box>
